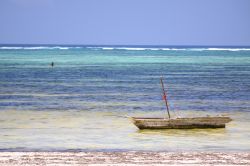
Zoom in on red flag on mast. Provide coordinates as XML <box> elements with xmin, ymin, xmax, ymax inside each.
<box><xmin>162</xmin><ymin>94</ymin><xmax>167</xmax><ymax>101</ymax></box>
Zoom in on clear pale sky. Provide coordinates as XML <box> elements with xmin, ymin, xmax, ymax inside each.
<box><xmin>0</xmin><ymin>0</ymin><xmax>250</xmax><ymax>46</ymax></box>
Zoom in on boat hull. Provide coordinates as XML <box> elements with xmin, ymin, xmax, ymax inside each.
<box><xmin>131</xmin><ymin>117</ymin><xmax>232</xmax><ymax>129</ymax></box>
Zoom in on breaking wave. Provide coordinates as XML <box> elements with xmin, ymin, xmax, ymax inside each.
<box><xmin>86</xmin><ymin>47</ymin><xmax>187</xmax><ymax>51</ymax></box>
<box><xmin>87</xmin><ymin>47</ymin><xmax>250</xmax><ymax>51</ymax></box>
<box><xmin>0</xmin><ymin>46</ymin><xmax>76</xmax><ymax>50</ymax></box>
<box><xmin>190</xmin><ymin>48</ymin><xmax>250</xmax><ymax>51</ymax></box>
<box><xmin>1</xmin><ymin>46</ymin><xmax>250</xmax><ymax>51</ymax></box>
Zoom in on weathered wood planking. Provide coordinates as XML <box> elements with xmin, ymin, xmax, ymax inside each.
<box><xmin>131</xmin><ymin>117</ymin><xmax>232</xmax><ymax>129</ymax></box>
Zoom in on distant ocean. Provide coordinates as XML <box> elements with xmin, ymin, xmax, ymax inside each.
<box><xmin>0</xmin><ymin>45</ymin><xmax>250</xmax><ymax>152</ymax></box>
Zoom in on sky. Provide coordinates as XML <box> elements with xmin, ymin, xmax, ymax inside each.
<box><xmin>0</xmin><ymin>0</ymin><xmax>250</xmax><ymax>46</ymax></box>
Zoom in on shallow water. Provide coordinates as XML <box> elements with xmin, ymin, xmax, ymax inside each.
<box><xmin>0</xmin><ymin>45</ymin><xmax>250</xmax><ymax>151</ymax></box>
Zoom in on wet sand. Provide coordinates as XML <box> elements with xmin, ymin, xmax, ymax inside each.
<box><xmin>0</xmin><ymin>152</ymin><xmax>250</xmax><ymax>165</ymax></box>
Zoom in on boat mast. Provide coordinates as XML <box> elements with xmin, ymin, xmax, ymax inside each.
<box><xmin>160</xmin><ymin>77</ymin><xmax>171</xmax><ymax>119</ymax></box>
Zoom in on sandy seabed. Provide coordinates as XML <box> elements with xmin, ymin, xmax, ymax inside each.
<box><xmin>0</xmin><ymin>152</ymin><xmax>250</xmax><ymax>165</ymax></box>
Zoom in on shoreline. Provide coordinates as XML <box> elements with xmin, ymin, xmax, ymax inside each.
<box><xmin>0</xmin><ymin>151</ymin><xmax>250</xmax><ymax>165</ymax></box>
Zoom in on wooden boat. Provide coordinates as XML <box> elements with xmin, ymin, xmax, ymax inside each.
<box><xmin>131</xmin><ymin>77</ymin><xmax>232</xmax><ymax>129</ymax></box>
<box><xmin>131</xmin><ymin>116</ymin><xmax>232</xmax><ymax>129</ymax></box>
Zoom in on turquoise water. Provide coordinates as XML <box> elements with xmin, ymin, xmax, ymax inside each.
<box><xmin>0</xmin><ymin>45</ymin><xmax>250</xmax><ymax>151</ymax></box>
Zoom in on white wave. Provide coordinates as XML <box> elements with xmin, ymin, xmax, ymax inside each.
<box><xmin>86</xmin><ymin>47</ymin><xmax>115</xmax><ymax>50</ymax></box>
<box><xmin>102</xmin><ymin>47</ymin><xmax>115</xmax><ymax>50</ymax></box>
<box><xmin>23</xmin><ymin>46</ymin><xmax>70</xmax><ymax>50</ymax></box>
<box><xmin>85</xmin><ymin>46</ymin><xmax>147</xmax><ymax>50</ymax></box>
<box><xmin>24</xmin><ymin>47</ymin><xmax>51</xmax><ymax>50</ymax></box>
<box><xmin>190</xmin><ymin>48</ymin><xmax>250</xmax><ymax>51</ymax></box>
<box><xmin>187</xmin><ymin>48</ymin><xmax>205</xmax><ymax>51</ymax></box>
<box><xmin>1</xmin><ymin>46</ymin><xmax>249</xmax><ymax>51</ymax></box>
<box><xmin>117</xmin><ymin>47</ymin><xmax>147</xmax><ymax>50</ymax></box>
<box><xmin>53</xmin><ymin>47</ymin><xmax>69</xmax><ymax>50</ymax></box>
<box><xmin>161</xmin><ymin>48</ymin><xmax>186</xmax><ymax>51</ymax></box>
<box><xmin>0</xmin><ymin>46</ymin><xmax>70</xmax><ymax>50</ymax></box>
<box><xmin>91</xmin><ymin>47</ymin><xmax>187</xmax><ymax>51</ymax></box>
<box><xmin>116</xmin><ymin>47</ymin><xmax>189</xmax><ymax>51</ymax></box>
<box><xmin>148</xmin><ymin>48</ymin><xmax>161</xmax><ymax>51</ymax></box>
<box><xmin>207</xmin><ymin>48</ymin><xmax>250</xmax><ymax>51</ymax></box>
<box><xmin>0</xmin><ymin>47</ymin><xmax>24</xmax><ymax>49</ymax></box>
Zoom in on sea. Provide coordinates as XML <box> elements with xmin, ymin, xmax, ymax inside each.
<box><xmin>0</xmin><ymin>45</ymin><xmax>250</xmax><ymax>152</ymax></box>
